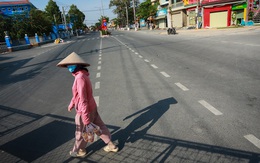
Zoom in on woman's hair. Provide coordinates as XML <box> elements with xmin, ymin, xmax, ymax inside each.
<box><xmin>73</xmin><ymin>65</ymin><xmax>88</xmax><ymax>73</ymax></box>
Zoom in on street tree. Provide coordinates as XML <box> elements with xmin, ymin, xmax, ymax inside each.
<box><xmin>0</xmin><ymin>15</ymin><xmax>12</xmax><ymax>41</ymax></box>
<box><xmin>109</xmin><ymin>0</ymin><xmax>140</xmax><ymax>27</ymax></box>
<box><xmin>45</xmin><ymin>0</ymin><xmax>62</xmax><ymax>25</ymax></box>
<box><xmin>136</xmin><ymin>0</ymin><xmax>159</xmax><ymax>21</ymax></box>
<box><xmin>68</xmin><ymin>4</ymin><xmax>85</xmax><ymax>31</ymax></box>
<box><xmin>29</xmin><ymin>9</ymin><xmax>52</xmax><ymax>36</ymax></box>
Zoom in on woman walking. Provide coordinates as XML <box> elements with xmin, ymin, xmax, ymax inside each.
<box><xmin>57</xmin><ymin>52</ymin><xmax>118</xmax><ymax>157</ymax></box>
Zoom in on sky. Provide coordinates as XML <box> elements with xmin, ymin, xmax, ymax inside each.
<box><xmin>27</xmin><ymin>0</ymin><xmax>144</xmax><ymax>26</ymax></box>
<box><xmin>29</xmin><ymin>0</ymin><xmax>117</xmax><ymax>26</ymax></box>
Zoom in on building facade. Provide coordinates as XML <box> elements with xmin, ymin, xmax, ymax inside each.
<box><xmin>152</xmin><ymin>0</ymin><xmax>259</xmax><ymax>29</ymax></box>
<box><xmin>0</xmin><ymin>0</ymin><xmax>35</xmax><ymax>18</ymax></box>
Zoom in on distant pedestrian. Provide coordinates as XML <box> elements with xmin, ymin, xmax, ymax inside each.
<box><xmin>57</xmin><ymin>52</ymin><xmax>118</xmax><ymax>158</ymax></box>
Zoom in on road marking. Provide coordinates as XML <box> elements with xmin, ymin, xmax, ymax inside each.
<box><xmin>98</xmin><ymin>61</ymin><xmax>101</xmax><ymax>64</ymax></box>
<box><xmin>135</xmin><ymin>52</ymin><xmax>139</xmax><ymax>55</ymax></box>
<box><xmin>198</xmin><ymin>100</ymin><xmax>223</xmax><ymax>115</ymax></box>
<box><xmin>95</xmin><ymin>82</ymin><xmax>100</xmax><ymax>89</ymax></box>
<box><xmin>160</xmin><ymin>72</ymin><xmax>170</xmax><ymax>78</ymax></box>
<box><xmin>94</xmin><ymin>96</ymin><xmax>99</xmax><ymax>107</ymax></box>
<box><xmin>132</xmin><ymin>50</ymin><xmax>135</xmax><ymax>52</ymax></box>
<box><xmin>151</xmin><ymin>64</ymin><xmax>158</xmax><ymax>69</ymax></box>
<box><xmin>175</xmin><ymin>82</ymin><xmax>189</xmax><ymax>91</ymax></box>
<box><xmin>144</xmin><ymin>59</ymin><xmax>150</xmax><ymax>62</ymax></box>
<box><xmin>97</xmin><ymin>66</ymin><xmax>101</xmax><ymax>70</ymax></box>
<box><xmin>96</xmin><ymin>72</ymin><xmax>101</xmax><ymax>78</ymax></box>
<box><xmin>244</xmin><ymin>134</ymin><xmax>260</xmax><ymax>149</ymax></box>
<box><xmin>139</xmin><ymin>55</ymin><xmax>143</xmax><ymax>58</ymax></box>
<box><xmin>99</xmin><ymin>57</ymin><xmax>102</xmax><ymax>60</ymax></box>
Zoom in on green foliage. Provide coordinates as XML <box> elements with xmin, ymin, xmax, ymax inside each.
<box><xmin>45</xmin><ymin>0</ymin><xmax>62</xmax><ymax>24</ymax></box>
<box><xmin>109</xmin><ymin>0</ymin><xmax>140</xmax><ymax>26</ymax></box>
<box><xmin>101</xmin><ymin>30</ymin><xmax>111</xmax><ymax>35</ymax></box>
<box><xmin>0</xmin><ymin>9</ymin><xmax>53</xmax><ymax>41</ymax></box>
<box><xmin>0</xmin><ymin>15</ymin><xmax>12</xmax><ymax>41</ymax></box>
<box><xmin>248</xmin><ymin>11</ymin><xmax>254</xmax><ymax>20</ymax></box>
<box><xmin>136</xmin><ymin>0</ymin><xmax>159</xmax><ymax>20</ymax></box>
<box><xmin>29</xmin><ymin>9</ymin><xmax>52</xmax><ymax>35</ymax></box>
<box><xmin>68</xmin><ymin>4</ymin><xmax>85</xmax><ymax>30</ymax></box>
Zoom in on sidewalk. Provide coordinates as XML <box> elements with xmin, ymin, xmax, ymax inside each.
<box><xmin>126</xmin><ymin>25</ymin><xmax>260</xmax><ymax>36</ymax></box>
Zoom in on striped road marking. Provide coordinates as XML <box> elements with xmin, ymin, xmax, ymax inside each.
<box><xmin>160</xmin><ymin>72</ymin><xmax>170</xmax><ymax>78</ymax></box>
<box><xmin>97</xmin><ymin>66</ymin><xmax>101</xmax><ymax>70</ymax></box>
<box><xmin>244</xmin><ymin>134</ymin><xmax>260</xmax><ymax>149</ymax></box>
<box><xmin>144</xmin><ymin>59</ymin><xmax>150</xmax><ymax>62</ymax></box>
<box><xmin>175</xmin><ymin>82</ymin><xmax>189</xmax><ymax>91</ymax></box>
<box><xmin>96</xmin><ymin>72</ymin><xmax>101</xmax><ymax>78</ymax></box>
<box><xmin>94</xmin><ymin>96</ymin><xmax>99</xmax><ymax>107</ymax></box>
<box><xmin>151</xmin><ymin>64</ymin><xmax>158</xmax><ymax>69</ymax></box>
<box><xmin>98</xmin><ymin>61</ymin><xmax>101</xmax><ymax>64</ymax></box>
<box><xmin>198</xmin><ymin>100</ymin><xmax>223</xmax><ymax>115</ymax></box>
<box><xmin>95</xmin><ymin>82</ymin><xmax>100</xmax><ymax>89</ymax></box>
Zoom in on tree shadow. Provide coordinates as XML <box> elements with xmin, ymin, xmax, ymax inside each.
<box><xmin>114</xmin><ymin>97</ymin><xmax>178</xmax><ymax>150</ymax></box>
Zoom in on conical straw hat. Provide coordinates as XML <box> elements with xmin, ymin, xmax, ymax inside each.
<box><xmin>57</xmin><ymin>52</ymin><xmax>90</xmax><ymax>67</ymax></box>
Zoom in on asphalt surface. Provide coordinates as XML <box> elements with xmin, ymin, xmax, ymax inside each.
<box><xmin>0</xmin><ymin>26</ymin><xmax>260</xmax><ymax>163</ymax></box>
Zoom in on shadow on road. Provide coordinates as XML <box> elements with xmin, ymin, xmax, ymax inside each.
<box><xmin>0</xmin><ymin>103</ymin><xmax>259</xmax><ymax>163</ymax></box>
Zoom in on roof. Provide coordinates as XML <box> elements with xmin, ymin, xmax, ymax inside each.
<box><xmin>0</xmin><ymin>0</ymin><xmax>30</xmax><ymax>6</ymax></box>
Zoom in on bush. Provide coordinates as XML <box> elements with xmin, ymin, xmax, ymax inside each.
<box><xmin>101</xmin><ymin>30</ymin><xmax>111</xmax><ymax>35</ymax></box>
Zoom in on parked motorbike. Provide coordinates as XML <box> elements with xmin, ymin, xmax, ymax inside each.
<box><xmin>167</xmin><ymin>27</ymin><xmax>177</xmax><ymax>35</ymax></box>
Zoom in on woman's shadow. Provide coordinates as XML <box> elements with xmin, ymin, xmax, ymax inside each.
<box><xmin>113</xmin><ymin>97</ymin><xmax>178</xmax><ymax>150</ymax></box>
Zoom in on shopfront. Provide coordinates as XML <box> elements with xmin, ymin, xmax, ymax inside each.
<box><xmin>204</xmin><ymin>5</ymin><xmax>232</xmax><ymax>28</ymax></box>
<box><xmin>232</xmin><ymin>3</ymin><xmax>247</xmax><ymax>25</ymax></box>
<box><xmin>155</xmin><ymin>8</ymin><xmax>167</xmax><ymax>29</ymax></box>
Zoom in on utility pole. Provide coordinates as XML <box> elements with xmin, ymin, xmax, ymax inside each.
<box><xmin>62</xmin><ymin>6</ymin><xmax>70</xmax><ymax>38</ymax></box>
<box><xmin>125</xmin><ymin>2</ymin><xmax>129</xmax><ymax>30</ymax></box>
<box><xmin>133</xmin><ymin>0</ymin><xmax>137</xmax><ymax>31</ymax></box>
<box><xmin>100</xmin><ymin>0</ymin><xmax>104</xmax><ymax>17</ymax></box>
<box><xmin>168</xmin><ymin>0</ymin><xmax>172</xmax><ymax>28</ymax></box>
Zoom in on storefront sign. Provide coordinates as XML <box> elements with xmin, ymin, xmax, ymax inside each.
<box><xmin>232</xmin><ymin>3</ymin><xmax>247</xmax><ymax>10</ymax></box>
<box><xmin>156</xmin><ymin>8</ymin><xmax>167</xmax><ymax>17</ymax></box>
<box><xmin>140</xmin><ymin>19</ymin><xmax>146</xmax><ymax>27</ymax></box>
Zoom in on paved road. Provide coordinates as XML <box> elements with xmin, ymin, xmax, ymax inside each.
<box><xmin>0</xmin><ymin>27</ymin><xmax>260</xmax><ymax>162</ymax></box>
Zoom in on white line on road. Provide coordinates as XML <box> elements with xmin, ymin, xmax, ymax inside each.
<box><xmin>98</xmin><ymin>61</ymin><xmax>101</xmax><ymax>64</ymax></box>
<box><xmin>139</xmin><ymin>55</ymin><xmax>143</xmax><ymax>58</ymax></box>
<box><xmin>144</xmin><ymin>59</ymin><xmax>150</xmax><ymax>62</ymax></box>
<box><xmin>99</xmin><ymin>57</ymin><xmax>102</xmax><ymax>60</ymax></box>
<box><xmin>160</xmin><ymin>72</ymin><xmax>170</xmax><ymax>78</ymax></box>
<box><xmin>95</xmin><ymin>82</ymin><xmax>100</xmax><ymax>89</ymax></box>
<box><xmin>99</xmin><ymin>54</ymin><xmax>102</xmax><ymax>57</ymax></box>
<box><xmin>132</xmin><ymin>50</ymin><xmax>135</xmax><ymax>52</ymax></box>
<box><xmin>97</xmin><ymin>66</ymin><xmax>101</xmax><ymax>70</ymax></box>
<box><xmin>244</xmin><ymin>134</ymin><xmax>260</xmax><ymax>149</ymax></box>
<box><xmin>96</xmin><ymin>72</ymin><xmax>101</xmax><ymax>78</ymax></box>
<box><xmin>151</xmin><ymin>64</ymin><xmax>158</xmax><ymax>69</ymax></box>
<box><xmin>135</xmin><ymin>52</ymin><xmax>139</xmax><ymax>55</ymax></box>
<box><xmin>175</xmin><ymin>82</ymin><xmax>189</xmax><ymax>91</ymax></box>
<box><xmin>198</xmin><ymin>100</ymin><xmax>223</xmax><ymax>115</ymax></box>
<box><xmin>94</xmin><ymin>96</ymin><xmax>99</xmax><ymax>107</ymax></box>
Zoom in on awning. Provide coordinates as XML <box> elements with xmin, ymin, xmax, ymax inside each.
<box><xmin>155</xmin><ymin>15</ymin><xmax>166</xmax><ymax>20</ymax></box>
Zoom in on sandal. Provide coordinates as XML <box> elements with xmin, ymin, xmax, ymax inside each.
<box><xmin>70</xmin><ymin>149</ymin><xmax>87</xmax><ymax>158</ymax></box>
<box><xmin>103</xmin><ymin>145</ymin><xmax>119</xmax><ymax>152</ymax></box>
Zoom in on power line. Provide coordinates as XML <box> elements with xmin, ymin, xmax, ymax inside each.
<box><xmin>81</xmin><ymin>8</ymin><xmax>111</xmax><ymax>13</ymax></box>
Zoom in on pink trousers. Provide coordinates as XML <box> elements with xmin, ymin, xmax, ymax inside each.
<box><xmin>72</xmin><ymin>110</ymin><xmax>111</xmax><ymax>152</ymax></box>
